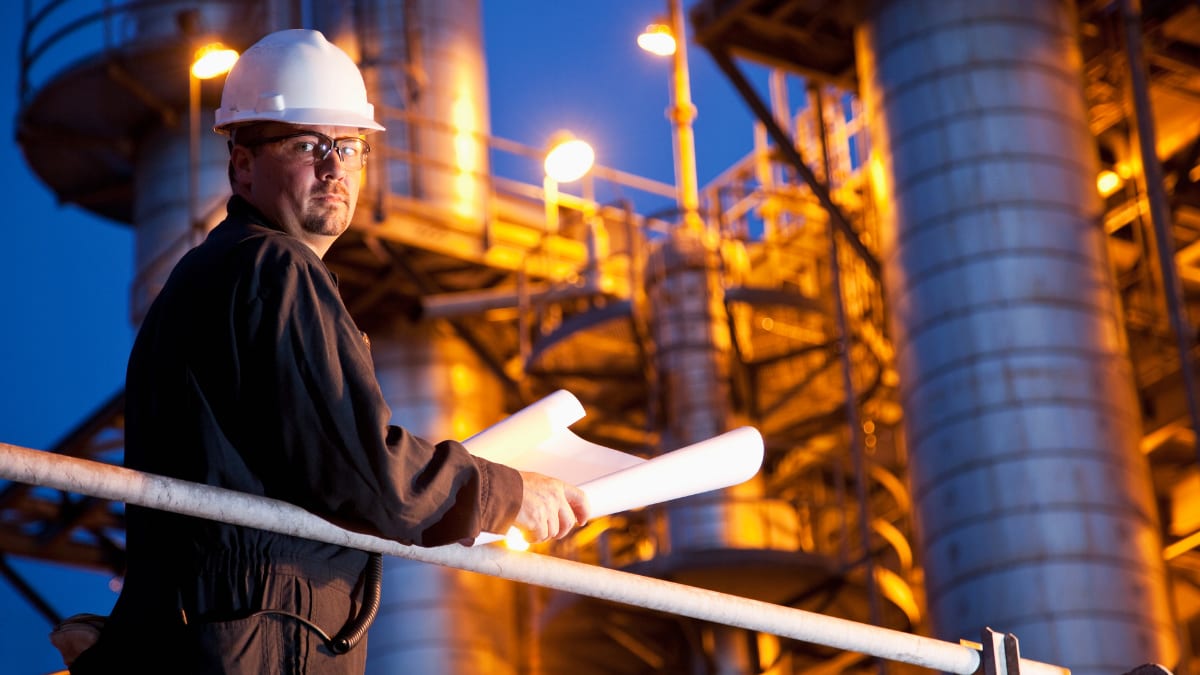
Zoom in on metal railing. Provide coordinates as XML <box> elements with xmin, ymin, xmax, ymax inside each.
<box><xmin>0</xmin><ymin>439</ymin><xmax>1071</xmax><ymax>675</ymax></box>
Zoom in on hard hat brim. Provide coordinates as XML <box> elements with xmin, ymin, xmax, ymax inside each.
<box><xmin>214</xmin><ymin>108</ymin><xmax>386</xmax><ymax>135</ymax></box>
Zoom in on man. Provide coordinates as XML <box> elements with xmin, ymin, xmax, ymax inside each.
<box><xmin>70</xmin><ymin>29</ymin><xmax>588</xmax><ymax>674</ymax></box>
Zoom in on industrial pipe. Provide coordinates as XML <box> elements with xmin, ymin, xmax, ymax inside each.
<box><xmin>0</xmin><ymin>442</ymin><xmax>1070</xmax><ymax>675</ymax></box>
<box><xmin>1120</xmin><ymin>0</ymin><xmax>1200</xmax><ymax>468</ymax></box>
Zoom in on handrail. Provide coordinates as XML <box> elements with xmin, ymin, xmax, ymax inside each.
<box><xmin>0</xmin><ymin>441</ymin><xmax>1070</xmax><ymax>675</ymax></box>
<box><xmin>19</xmin><ymin>0</ymin><xmax>247</xmax><ymax>105</ymax></box>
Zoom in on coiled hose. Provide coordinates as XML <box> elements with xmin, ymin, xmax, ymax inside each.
<box><xmin>250</xmin><ymin>552</ymin><xmax>384</xmax><ymax>655</ymax></box>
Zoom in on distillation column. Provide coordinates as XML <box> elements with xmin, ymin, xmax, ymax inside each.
<box><xmin>856</xmin><ymin>1</ymin><xmax>1177</xmax><ymax>672</ymax></box>
<box><xmin>368</xmin><ymin>323</ymin><xmax>519</xmax><ymax>674</ymax></box>
<box><xmin>326</xmin><ymin>1</ymin><xmax>519</xmax><ymax>672</ymax></box>
<box><xmin>646</xmin><ymin>227</ymin><xmax>754</xmax><ymax>671</ymax></box>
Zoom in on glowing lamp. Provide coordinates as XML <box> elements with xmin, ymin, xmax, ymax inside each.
<box><xmin>1097</xmin><ymin>169</ymin><xmax>1123</xmax><ymax>198</ymax></box>
<box><xmin>191</xmin><ymin>43</ymin><xmax>240</xmax><ymax>79</ymax></box>
<box><xmin>637</xmin><ymin>23</ymin><xmax>676</xmax><ymax>56</ymax></box>
<box><xmin>544</xmin><ymin>136</ymin><xmax>595</xmax><ymax>183</ymax></box>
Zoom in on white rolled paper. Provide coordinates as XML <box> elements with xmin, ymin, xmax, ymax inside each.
<box><xmin>462</xmin><ymin>390</ymin><xmax>765</xmax><ymax>542</ymax></box>
<box><xmin>464</xmin><ymin>390</ymin><xmax>644</xmax><ymax>487</ymax></box>
<box><xmin>463</xmin><ymin>389</ymin><xmax>586</xmax><ymax>462</ymax></box>
<box><xmin>581</xmin><ymin>426</ymin><xmax>764</xmax><ymax>517</ymax></box>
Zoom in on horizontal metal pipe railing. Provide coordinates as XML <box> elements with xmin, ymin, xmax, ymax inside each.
<box><xmin>0</xmin><ymin>441</ymin><xmax>1070</xmax><ymax>675</ymax></box>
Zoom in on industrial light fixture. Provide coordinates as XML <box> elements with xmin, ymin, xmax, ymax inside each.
<box><xmin>637</xmin><ymin>22</ymin><xmax>676</xmax><ymax>56</ymax></box>
<box><xmin>191</xmin><ymin>42</ymin><xmax>239</xmax><ymax>79</ymax></box>
<box><xmin>544</xmin><ymin>133</ymin><xmax>595</xmax><ymax>183</ymax></box>
<box><xmin>1097</xmin><ymin>169</ymin><xmax>1123</xmax><ymax>197</ymax></box>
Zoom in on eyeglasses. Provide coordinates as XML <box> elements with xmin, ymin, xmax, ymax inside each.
<box><xmin>242</xmin><ymin>131</ymin><xmax>371</xmax><ymax>170</ymax></box>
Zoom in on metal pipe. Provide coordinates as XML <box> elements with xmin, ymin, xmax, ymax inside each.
<box><xmin>1120</xmin><ymin>0</ymin><xmax>1200</xmax><ymax>468</ymax></box>
<box><xmin>811</xmin><ymin>83</ymin><xmax>886</xmax><ymax>675</ymax></box>
<box><xmin>0</xmin><ymin>441</ymin><xmax>1071</xmax><ymax>675</ymax></box>
<box><xmin>188</xmin><ymin>71</ymin><xmax>202</xmax><ymax>241</ymax></box>
<box><xmin>0</xmin><ymin>554</ymin><xmax>62</xmax><ymax>625</ymax></box>
<box><xmin>421</xmin><ymin>279</ymin><xmax>601</xmax><ymax>319</ymax></box>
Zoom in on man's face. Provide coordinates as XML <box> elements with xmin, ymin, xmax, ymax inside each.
<box><xmin>231</xmin><ymin>123</ymin><xmax>367</xmax><ymax>253</ymax></box>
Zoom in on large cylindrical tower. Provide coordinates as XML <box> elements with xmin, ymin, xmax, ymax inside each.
<box><xmin>369</xmin><ymin>322</ymin><xmax>517</xmax><ymax>673</ymax></box>
<box><xmin>328</xmin><ymin>0</ymin><xmax>491</xmax><ymax>226</ymax></box>
<box><xmin>856</xmin><ymin>0</ymin><xmax>1177</xmax><ymax>671</ymax></box>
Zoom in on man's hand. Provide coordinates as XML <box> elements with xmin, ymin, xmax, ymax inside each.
<box><xmin>515</xmin><ymin>471</ymin><xmax>591</xmax><ymax>543</ymax></box>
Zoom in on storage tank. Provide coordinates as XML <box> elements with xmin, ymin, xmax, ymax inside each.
<box><xmin>855</xmin><ymin>0</ymin><xmax>1177</xmax><ymax>671</ymax></box>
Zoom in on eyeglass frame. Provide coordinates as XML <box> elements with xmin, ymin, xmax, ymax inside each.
<box><xmin>237</xmin><ymin>130</ymin><xmax>372</xmax><ymax>169</ymax></box>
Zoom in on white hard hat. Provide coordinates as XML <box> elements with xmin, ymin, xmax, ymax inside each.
<box><xmin>214</xmin><ymin>29</ymin><xmax>385</xmax><ymax>134</ymax></box>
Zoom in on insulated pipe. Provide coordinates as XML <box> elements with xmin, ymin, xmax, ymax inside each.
<box><xmin>856</xmin><ymin>0</ymin><xmax>1176</xmax><ymax>672</ymax></box>
<box><xmin>0</xmin><ymin>442</ymin><xmax>1071</xmax><ymax>675</ymax></box>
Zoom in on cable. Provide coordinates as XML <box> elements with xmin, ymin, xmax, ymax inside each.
<box><xmin>329</xmin><ymin>552</ymin><xmax>383</xmax><ymax>654</ymax></box>
<box><xmin>249</xmin><ymin>552</ymin><xmax>384</xmax><ymax>655</ymax></box>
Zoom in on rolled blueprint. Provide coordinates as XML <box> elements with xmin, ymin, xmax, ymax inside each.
<box><xmin>579</xmin><ymin>426</ymin><xmax>764</xmax><ymax>518</ymax></box>
<box><xmin>464</xmin><ymin>390</ymin><xmax>765</xmax><ymax>541</ymax></box>
<box><xmin>463</xmin><ymin>390</ymin><xmax>643</xmax><ymax>485</ymax></box>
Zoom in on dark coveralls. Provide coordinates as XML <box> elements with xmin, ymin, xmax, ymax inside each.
<box><xmin>71</xmin><ymin>196</ymin><xmax>523</xmax><ymax>674</ymax></box>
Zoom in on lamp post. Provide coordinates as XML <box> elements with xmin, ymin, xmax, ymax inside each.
<box><xmin>188</xmin><ymin>43</ymin><xmax>239</xmax><ymax>238</ymax></box>
<box><xmin>639</xmin><ymin>0</ymin><xmax>703</xmax><ymax>236</ymax></box>
<box><xmin>543</xmin><ymin>132</ymin><xmax>596</xmax><ymax>233</ymax></box>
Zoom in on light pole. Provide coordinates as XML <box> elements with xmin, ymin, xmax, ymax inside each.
<box><xmin>543</xmin><ymin>133</ymin><xmax>604</xmax><ymax>291</ymax></box>
<box><xmin>188</xmin><ymin>43</ymin><xmax>239</xmax><ymax>238</ymax></box>
<box><xmin>543</xmin><ymin>132</ymin><xmax>596</xmax><ymax>235</ymax></box>
<box><xmin>639</xmin><ymin>0</ymin><xmax>703</xmax><ymax>236</ymax></box>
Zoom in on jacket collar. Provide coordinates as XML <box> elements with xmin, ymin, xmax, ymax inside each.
<box><xmin>226</xmin><ymin>195</ymin><xmax>283</xmax><ymax>234</ymax></box>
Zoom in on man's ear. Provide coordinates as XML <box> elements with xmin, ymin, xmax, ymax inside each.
<box><xmin>230</xmin><ymin>145</ymin><xmax>255</xmax><ymax>188</ymax></box>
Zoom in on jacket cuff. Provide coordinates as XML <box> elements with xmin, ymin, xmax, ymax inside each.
<box><xmin>474</xmin><ymin>457</ymin><xmax>523</xmax><ymax>533</ymax></box>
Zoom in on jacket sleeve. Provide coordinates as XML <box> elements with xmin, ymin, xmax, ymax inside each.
<box><xmin>235</xmin><ymin>247</ymin><xmax>523</xmax><ymax>546</ymax></box>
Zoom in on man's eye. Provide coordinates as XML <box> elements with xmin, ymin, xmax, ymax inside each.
<box><xmin>340</xmin><ymin>145</ymin><xmax>360</xmax><ymax>159</ymax></box>
<box><xmin>291</xmin><ymin>140</ymin><xmax>319</xmax><ymax>153</ymax></box>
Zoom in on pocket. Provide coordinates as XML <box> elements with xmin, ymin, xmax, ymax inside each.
<box><xmin>190</xmin><ymin>613</ymin><xmax>298</xmax><ymax>674</ymax></box>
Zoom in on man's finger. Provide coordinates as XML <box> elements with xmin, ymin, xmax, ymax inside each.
<box><xmin>555</xmin><ymin>502</ymin><xmax>576</xmax><ymax>539</ymax></box>
<box><xmin>568</xmin><ymin>486</ymin><xmax>591</xmax><ymax>522</ymax></box>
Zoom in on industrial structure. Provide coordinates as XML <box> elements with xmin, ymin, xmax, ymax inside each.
<box><xmin>6</xmin><ymin>0</ymin><xmax>1200</xmax><ymax>673</ymax></box>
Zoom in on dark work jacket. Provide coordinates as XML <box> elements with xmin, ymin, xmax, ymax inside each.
<box><xmin>72</xmin><ymin>196</ymin><xmax>522</xmax><ymax>674</ymax></box>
